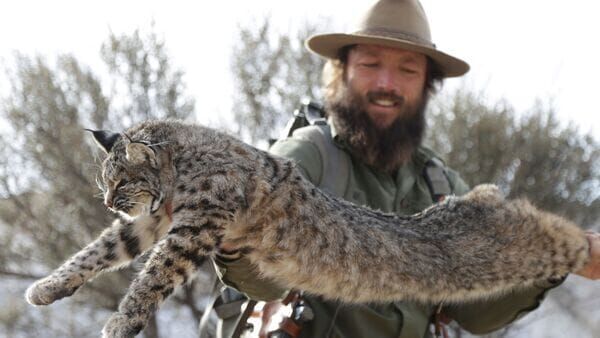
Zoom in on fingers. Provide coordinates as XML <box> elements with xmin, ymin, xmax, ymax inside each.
<box><xmin>574</xmin><ymin>232</ymin><xmax>600</xmax><ymax>280</ymax></box>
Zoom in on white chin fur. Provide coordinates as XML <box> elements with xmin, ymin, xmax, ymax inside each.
<box><xmin>118</xmin><ymin>211</ymin><xmax>136</xmax><ymax>221</ymax></box>
<box><xmin>120</xmin><ymin>201</ymin><xmax>152</xmax><ymax>219</ymax></box>
<box><xmin>151</xmin><ymin>193</ymin><xmax>163</xmax><ymax>213</ymax></box>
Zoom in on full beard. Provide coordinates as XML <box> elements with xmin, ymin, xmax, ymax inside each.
<box><xmin>326</xmin><ymin>84</ymin><xmax>429</xmax><ymax>174</ymax></box>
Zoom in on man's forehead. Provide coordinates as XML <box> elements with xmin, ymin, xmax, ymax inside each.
<box><xmin>351</xmin><ymin>44</ymin><xmax>426</xmax><ymax>61</ymax></box>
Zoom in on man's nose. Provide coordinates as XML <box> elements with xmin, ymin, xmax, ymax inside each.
<box><xmin>374</xmin><ymin>68</ymin><xmax>397</xmax><ymax>91</ymax></box>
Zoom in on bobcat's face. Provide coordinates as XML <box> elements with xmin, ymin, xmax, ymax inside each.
<box><xmin>89</xmin><ymin>129</ymin><xmax>165</xmax><ymax>218</ymax></box>
<box><xmin>101</xmin><ymin>153</ymin><xmax>163</xmax><ymax>217</ymax></box>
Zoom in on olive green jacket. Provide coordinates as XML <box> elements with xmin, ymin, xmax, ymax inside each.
<box><xmin>214</xmin><ymin>127</ymin><xmax>561</xmax><ymax>338</ymax></box>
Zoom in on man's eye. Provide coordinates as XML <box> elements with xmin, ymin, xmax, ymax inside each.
<box><xmin>360</xmin><ymin>62</ymin><xmax>378</xmax><ymax>68</ymax></box>
<box><xmin>401</xmin><ymin>68</ymin><xmax>418</xmax><ymax>75</ymax></box>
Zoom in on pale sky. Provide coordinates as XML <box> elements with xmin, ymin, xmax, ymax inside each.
<box><xmin>1</xmin><ymin>0</ymin><xmax>598</xmax><ymax>135</ymax></box>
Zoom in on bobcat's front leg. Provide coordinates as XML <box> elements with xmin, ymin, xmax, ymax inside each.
<box><xmin>26</xmin><ymin>213</ymin><xmax>170</xmax><ymax>306</ymax></box>
<box><xmin>102</xmin><ymin>216</ymin><xmax>224</xmax><ymax>338</ymax></box>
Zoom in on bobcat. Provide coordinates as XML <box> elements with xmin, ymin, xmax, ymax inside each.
<box><xmin>25</xmin><ymin>120</ymin><xmax>589</xmax><ymax>337</ymax></box>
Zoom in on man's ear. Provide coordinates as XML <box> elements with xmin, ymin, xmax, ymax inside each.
<box><xmin>125</xmin><ymin>142</ymin><xmax>158</xmax><ymax>167</ymax></box>
<box><xmin>85</xmin><ymin>129</ymin><xmax>121</xmax><ymax>154</ymax></box>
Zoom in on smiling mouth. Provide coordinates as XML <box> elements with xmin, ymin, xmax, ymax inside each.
<box><xmin>371</xmin><ymin>99</ymin><xmax>398</xmax><ymax>107</ymax></box>
<box><xmin>367</xmin><ymin>92</ymin><xmax>404</xmax><ymax>109</ymax></box>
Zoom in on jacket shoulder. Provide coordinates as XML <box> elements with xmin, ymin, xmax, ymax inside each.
<box><xmin>269</xmin><ymin>134</ymin><xmax>324</xmax><ymax>185</ymax></box>
<box><xmin>271</xmin><ymin>124</ymin><xmax>351</xmax><ymax>197</ymax></box>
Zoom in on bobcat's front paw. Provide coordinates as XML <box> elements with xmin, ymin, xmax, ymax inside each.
<box><xmin>25</xmin><ymin>276</ymin><xmax>80</xmax><ymax>306</ymax></box>
<box><xmin>102</xmin><ymin>312</ymin><xmax>145</xmax><ymax>338</ymax></box>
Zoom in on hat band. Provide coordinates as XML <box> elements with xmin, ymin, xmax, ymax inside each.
<box><xmin>354</xmin><ymin>27</ymin><xmax>436</xmax><ymax>49</ymax></box>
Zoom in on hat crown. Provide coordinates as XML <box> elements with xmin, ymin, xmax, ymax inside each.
<box><xmin>357</xmin><ymin>0</ymin><xmax>432</xmax><ymax>47</ymax></box>
<box><xmin>304</xmin><ymin>0</ymin><xmax>470</xmax><ymax>77</ymax></box>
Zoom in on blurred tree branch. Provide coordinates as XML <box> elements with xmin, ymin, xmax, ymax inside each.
<box><xmin>230</xmin><ymin>18</ymin><xmax>328</xmax><ymax>144</ymax></box>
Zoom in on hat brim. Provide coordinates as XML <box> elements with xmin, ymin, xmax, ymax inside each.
<box><xmin>306</xmin><ymin>33</ymin><xmax>469</xmax><ymax>78</ymax></box>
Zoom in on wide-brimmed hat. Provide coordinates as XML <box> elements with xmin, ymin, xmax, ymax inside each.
<box><xmin>305</xmin><ymin>0</ymin><xmax>469</xmax><ymax>77</ymax></box>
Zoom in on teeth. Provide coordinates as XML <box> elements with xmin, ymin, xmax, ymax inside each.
<box><xmin>373</xmin><ymin>99</ymin><xmax>395</xmax><ymax>107</ymax></box>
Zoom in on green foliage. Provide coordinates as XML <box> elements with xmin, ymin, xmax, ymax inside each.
<box><xmin>428</xmin><ymin>89</ymin><xmax>518</xmax><ymax>187</ymax></box>
<box><xmin>101</xmin><ymin>27</ymin><xmax>195</xmax><ymax>127</ymax></box>
<box><xmin>427</xmin><ymin>90</ymin><xmax>599</xmax><ymax>227</ymax></box>
<box><xmin>230</xmin><ymin>17</ymin><xmax>327</xmax><ymax>144</ymax></box>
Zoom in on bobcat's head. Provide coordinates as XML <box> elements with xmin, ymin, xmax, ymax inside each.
<box><xmin>88</xmin><ymin>129</ymin><xmax>168</xmax><ymax>218</ymax></box>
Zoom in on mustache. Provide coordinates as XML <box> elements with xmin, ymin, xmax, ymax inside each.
<box><xmin>366</xmin><ymin>91</ymin><xmax>405</xmax><ymax>106</ymax></box>
<box><xmin>326</xmin><ymin>83</ymin><xmax>428</xmax><ymax>172</ymax></box>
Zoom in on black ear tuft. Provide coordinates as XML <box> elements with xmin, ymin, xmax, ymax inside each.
<box><xmin>85</xmin><ymin>129</ymin><xmax>122</xmax><ymax>154</ymax></box>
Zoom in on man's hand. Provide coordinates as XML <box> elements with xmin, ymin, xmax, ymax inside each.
<box><xmin>574</xmin><ymin>232</ymin><xmax>600</xmax><ymax>280</ymax></box>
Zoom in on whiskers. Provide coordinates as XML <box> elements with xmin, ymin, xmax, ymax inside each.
<box><xmin>147</xmin><ymin>141</ymin><xmax>170</xmax><ymax>147</ymax></box>
<box><xmin>95</xmin><ymin>175</ymin><xmax>106</xmax><ymax>195</ymax></box>
<box><xmin>113</xmin><ymin>199</ymin><xmax>150</xmax><ymax>215</ymax></box>
<box><xmin>124</xmin><ymin>136</ymin><xmax>171</xmax><ymax>149</ymax></box>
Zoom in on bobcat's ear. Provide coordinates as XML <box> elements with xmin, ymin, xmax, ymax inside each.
<box><xmin>126</xmin><ymin>142</ymin><xmax>158</xmax><ymax>167</ymax></box>
<box><xmin>85</xmin><ymin>129</ymin><xmax>121</xmax><ymax>154</ymax></box>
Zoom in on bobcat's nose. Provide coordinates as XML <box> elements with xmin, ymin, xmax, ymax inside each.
<box><xmin>104</xmin><ymin>193</ymin><xmax>114</xmax><ymax>209</ymax></box>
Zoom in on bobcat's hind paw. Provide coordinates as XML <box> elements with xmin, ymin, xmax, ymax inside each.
<box><xmin>25</xmin><ymin>277</ymin><xmax>79</xmax><ymax>306</ymax></box>
<box><xmin>102</xmin><ymin>312</ymin><xmax>144</xmax><ymax>338</ymax></box>
<box><xmin>465</xmin><ymin>184</ymin><xmax>505</xmax><ymax>205</ymax></box>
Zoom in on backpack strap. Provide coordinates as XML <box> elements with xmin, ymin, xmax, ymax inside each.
<box><xmin>415</xmin><ymin>147</ymin><xmax>453</xmax><ymax>202</ymax></box>
<box><xmin>282</xmin><ymin>100</ymin><xmax>351</xmax><ymax>196</ymax></box>
<box><xmin>290</xmin><ymin>121</ymin><xmax>351</xmax><ymax>197</ymax></box>
<box><xmin>424</xmin><ymin>157</ymin><xmax>452</xmax><ymax>202</ymax></box>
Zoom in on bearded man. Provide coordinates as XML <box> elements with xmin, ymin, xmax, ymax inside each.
<box><xmin>213</xmin><ymin>0</ymin><xmax>600</xmax><ymax>337</ymax></box>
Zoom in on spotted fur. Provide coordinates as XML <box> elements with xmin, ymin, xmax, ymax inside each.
<box><xmin>25</xmin><ymin>120</ymin><xmax>590</xmax><ymax>337</ymax></box>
